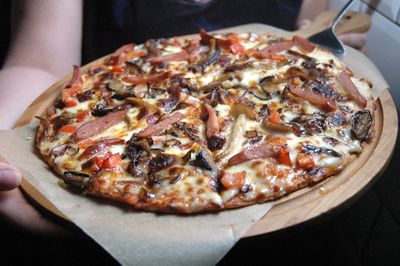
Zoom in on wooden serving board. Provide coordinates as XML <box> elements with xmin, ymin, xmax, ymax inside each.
<box><xmin>15</xmin><ymin>23</ymin><xmax>397</xmax><ymax>237</ymax></box>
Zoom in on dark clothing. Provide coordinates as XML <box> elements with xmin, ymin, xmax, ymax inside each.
<box><xmin>82</xmin><ymin>0</ymin><xmax>302</xmax><ymax>64</ymax></box>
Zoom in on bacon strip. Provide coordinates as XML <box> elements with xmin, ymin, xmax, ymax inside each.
<box><xmin>204</xmin><ymin>103</ymin><xmax>219</xmax><ymax>137</ymax></box>
<box><xmin>186</xmin><ymin>39</ymin><xmax>204</xmax><ymax>63</ymax></box>
<box><xmin>200</xmin><ymin>28</ymin><xmax>230</xmax><ymax>48</ymax></box>
<box><xmin>75</xmin><ymin>111</ymin><xmax>127</xmax><ymax>142</ymax></box>
<box><xmin>253</xmin><ymin>36</ymin><xmax>315</xmax><ymax>58</ymax></box>
<box><xmin>186</xmin><ymin>39</ymin><xmax>202</xmax><ymax>54</ymax></box>
<box><xmin>136</xmin><ymin>112</ymin><xmax>185</xmax><ymax>138</ymax></box>
<box><xmin>292</xmin><ymin>36</ymin><xmax>316</xmax><ymax>53</ymax></box>
<box><xmin>62</xmin><ymin>65</ymin><xmax>82</xmax><ymax>102</ymax></box>
<box><xmin>66</xmin><ymin>65</ymin><xmax>82</xmax><ymax>87</ymax></box>
<box><xmin>288</xmin><ymin>84</ymin><xmax>336</xmax><ymax>111</ymax></box>
<box><xmin>149</xmin><ymin>51</ymin><xmax>189</xmax><ymax>65</ymax></box>
<box><xmin>114</xmin><ymin>43</ymin><xmax>135</xmax><ymax>56</ymax></box>
<box><xmin>227</xmin><ymin>143</ymin><xmax>281</xmax><ymax>166</ymax></box>
<box><xmin>254</xmin><ymin>40</ymin><xmax>294</xmax><ymax>58</ymax></box>
<box><xmin>122</xmin><ymin>71</ymin><xmax>170</xmax><ymax>85</ymax></box>
<box><xmin>337</xmin><ymin>71</ymin><xmax>367</xmax><ymax>108</ymax></box>
<box><xmin>108</xmin><ymin>43</ymin><xmax>135</xmax><ymax>65</ymax></box>
<box><xmin>199</xmin><ymin>28</ymin><xmax>243</xmax><ymax>54</ymax></box>
<box><xmin>79</xmin><ymin>138</ymin><xmax>125</xmax><ymax>159</ymax></box>
<box><xmin>263</xmin><ymin>120</ymin><xmax>292</xmax><ymax>133</ymax></box>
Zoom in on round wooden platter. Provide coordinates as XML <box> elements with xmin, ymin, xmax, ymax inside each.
<box><xmin>15</xmin><ymin>23</ymin><xmax>398</xmax><ymax>238</ymax></box>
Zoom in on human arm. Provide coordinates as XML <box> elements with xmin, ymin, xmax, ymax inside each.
<box><xmin>0</xmin><ymin>0</ymin><xmax>83</xmax><ymax>234</ymax></box>
<box><xmin>0</xmin><ymin>0</ymin><xmax>83</xmax><ymax>130</ymax></box>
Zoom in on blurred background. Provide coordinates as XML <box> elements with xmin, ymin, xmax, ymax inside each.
<box><xmin>0</xmin><ymin>1</ymin><xmax>399</xmax><ymax>265</ymax></box>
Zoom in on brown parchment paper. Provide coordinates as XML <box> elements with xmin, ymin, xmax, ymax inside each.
<box><xmin>0</xmin><ymin>123</ymin><xmax>272</xmax><ymax>266</ymax></box>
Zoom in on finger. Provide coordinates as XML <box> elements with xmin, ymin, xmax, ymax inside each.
<box><xmin>0</xmin><ymin>162</ymin><xmax>21</xmax><ymax>191</ymax></box>
<box><xmin>0</xmin><ymin>188</ymin><xmax>74</xmax><ymax>236</ymax></box>
<box><xmin>360</xmin><ymin>44</ymin><xmax>368</xmax><ymax>54</ymax></box>
<box><xmin>0</xmin><ymin>158</ymin><xmax>73</xmax><ymax>236</ymax></box>
<box><xmin>297</xmin><ymin>19</ymin><xmax>312</xmax><ymax>30</ymax></box>
<box><xmin>338</xmin><ymin>33</ymin><xmax>367</xmax><ymax>50</ymax></box>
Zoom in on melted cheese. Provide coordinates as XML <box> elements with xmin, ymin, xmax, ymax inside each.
<box><xmin>37</xmin><ymin>31</ymin><xmax>374</xmax><ymax>213</ymax></box>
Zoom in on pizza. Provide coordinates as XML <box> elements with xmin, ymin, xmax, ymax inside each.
<box><xmin>36</xmin><ymin>29</ymin><xmax>375</xmax><ymax>213</ymax></box>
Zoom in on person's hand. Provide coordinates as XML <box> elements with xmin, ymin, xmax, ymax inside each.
<box><xmin>297</xmin><ymin>19</ymin><xmax>367</xmax><ymax>53</ymax></box>
<box><xmin>0</xmin><ymin>160</ymin><xmax>69</xmax><ymax>235</ymax></box>
<box><xmin>338</xmin><ymin>33</ymin><xmax>367</xmax><ymax>53</ymax></box>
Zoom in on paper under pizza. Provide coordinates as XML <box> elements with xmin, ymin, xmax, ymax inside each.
<box><xmin>35</xmin><ymin>29</ymin><xmax>375</xmax><ymax>213</ymax></box>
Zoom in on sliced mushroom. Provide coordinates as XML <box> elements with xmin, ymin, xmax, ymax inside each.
<box><xmin>126</xmin><ymin>59</ymin><xmax>143</xmax><ymax>74</ymax></box>
<box><xmin>50</xmin><ymin>142</ymin><xmax>79</xmax><ymax>158</ymax></box>
<box><xmin>217</xmin><ymin>114</ymin><xmax>247</xmax><ymax>162</ymax></box>
<box><xmin>229</xmin><ymin>101</ymin><xmax>257</xmax><ymax>120</ymax></box>
<box><xmin>189</xmin><ymin>149</ymin><xmax>217</xmax><ymax>171</ymax></box>
<box><xmin>245</xmin><ymin>87</ymin><xmax>271</xmax><ymax>101</ymax></box>
<box><xmin>63</xmin><ymin>171</ymin><xmax>92</xmax><ymax>189</ymax></box>
<box><xmin>205</xmin><ymin>39</ymin><xmax>221</xmax><ymax>66</ymax></box>
<box><xmin>126</xmin><ymin>97</ymin><xmax>160</xmax><ymax>113</ymax></box>
<box><xmin>148</xmin><ymin>155</ymin><xmax>175</xmax><ymax>175</ymax></box>
<box><xmin>207</xmin><ymin>135</ymin><xmax>226</xmax><ymax>151</ymax></box>
<box><xmin>77</xmin><ymin>90</ymin><xmax>94</xmax><ymax>102</ymax></box>
<box><xmin>50</xmin><ymin>143</ymin><xmax>71</xmax><ymax>156</ymax></box>
<box><xmin>351</xmin><ymin>110</ymin><xmax>372</xmax><ymax>140</ymax></box>
<box><xmin>107</xmin><ymin>78</ymin><xmax>125</xmax><ymax>91</ymax></box>
<box><xmin>262</xmin><ymin>119</ymin><xmax>292</xmax><ymax>133</ymax></box>
<box><xmin>302</xmin><ymin>144</ymin><xmax>342</xmax><ymax>157</ymax></box>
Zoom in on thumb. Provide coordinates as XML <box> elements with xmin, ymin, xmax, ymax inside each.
<box><xmin>0</xmin><ymin>162</ymin><xmax>21</xmax><ymax>191</ymax></box>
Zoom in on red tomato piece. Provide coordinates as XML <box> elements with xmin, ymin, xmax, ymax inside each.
<box><xmin>292</xmin><ymin>36</ymin><xmax>315</xmax><ymax>53</ymax></box>
<box><xmin>230</xmin><ymin>43</ymin><xmax>244</xmax><ymax>54</ymax></box>
<box><xmin>76</xmin><ymin>111</ymin><xmax>92</xmax><ymax>123</ymax></box>
<box><xmin>268</xmin><ymin>111</ymin><xmax>281</xmax><ymax>124</ymax></box>
<box><xmin>102</xmin><ymin>154</ymin><xmax>122</xmax><ymax>168</ymax></box>
<box><xmin>112</xmin><ymin>66</ymin><xmax>125</xmax><ymax>74</ymax></box>
<box><xmin>59</xmin><ymin>125</ymin><xmax>77</xmax><ymax>134</ymax></box>
<box><xmin>64</xmin><ymin>99</ymin><xmax>78</xmax><ymax>107</ymax></box>
<box><xmin>277</xmin><ymin>147</ymin><xmax>292</xmax><ymax>166</ymax></box>
<box><xmin>296</xmin><ymin>153</ymin><xmax>315</xmax><ymax>170</ymax></box>
<box><xmin>220</xmin><ymin>171</ymin><xmax>246</xmax><ymax>189</ymax></box>
<box><xmin>268</xmin><ymin>54</ymin><xmax>287</xmax><ymax>61</ymax></box>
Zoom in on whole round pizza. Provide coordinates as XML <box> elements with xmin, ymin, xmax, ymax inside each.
<box><xmin>36</xmin><ymin>29</ymin><xmax>375</xmax><ymax>213</ymax></box>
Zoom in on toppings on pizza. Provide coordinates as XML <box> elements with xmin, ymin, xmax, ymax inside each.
<box><xmin>337</xmin><ymin>71</ymin><xmax>367</xmax><ymax>108</ymax></box>
<box><xmin>227</xmin><ymin>143</ymin><xmax>282</xmax><ymax>166</ymax></box>
<box><xmin>74</xmin><ymin>110</ymin><xmax>127</xmax><ymax>142</ymax></box>
<box><xmin>136</xmin><ymin>112</ymin><xmax>185</xmax><ymax>138</ymax></box>
<box><xmin>122</xmin><ymin>71</ymin><xmax>170</xmax><ymax>85</ymax></box>
<box><xmin>204</xmin><ymin>103</ymin><xmax>220</xmax><ymax>138</ymax></box>
<box><xmin>61</xmin><ymin>65</ymin><xmax>82</xmax><ymax>107</ymax></box>
<box><xmin>36</xmin><ymin>30</ymin><xmax>376</xmax><ymax>213</ymax></box>
<box><xmin>288</xmin><ymin>84</ymin><xmax>337</xmax><ymax>111</ymax></box>
<box><xmin>351</xmin><ymin>110</ymin><xmax>373</xmax><ymax>140</ymax></box>
<box><xmin>220</xmin><ymin>171</ymin><xmax>246</xmax><ymax>190</ymax></box>
<box><xmin>149</xmin><ymin>51</ymin><xmax>189</xmax><ymax>65</ymax></box>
